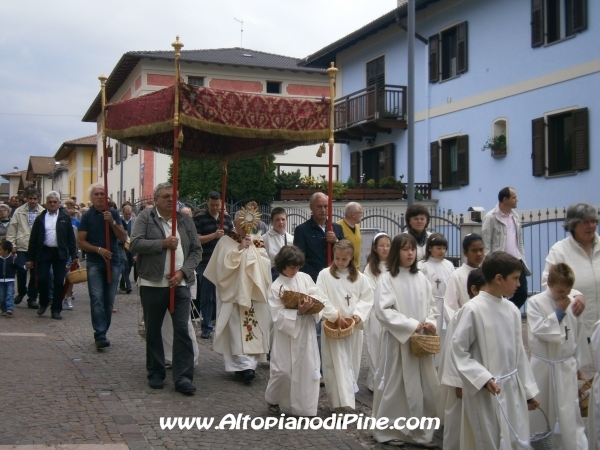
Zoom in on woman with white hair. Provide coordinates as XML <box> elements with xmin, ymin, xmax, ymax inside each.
<box><xmin>542</xmin><ymin>202</ymin><xmax>600</xmax><ymax>337</ymax></box>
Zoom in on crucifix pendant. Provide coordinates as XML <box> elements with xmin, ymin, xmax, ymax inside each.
<box><xmin>435</xmin><ymin>278</ymin><xmax>441</xmax><ymax>289</ymax></box>
<box><xmin>345</xmin><ymin>294</ymin><xmax>351</xmax><ymax>306</ymax></box>
<box><xmin>565</xmin><ymin>326</ymin><xmax>570</xmax><ymax>340</ymax></box>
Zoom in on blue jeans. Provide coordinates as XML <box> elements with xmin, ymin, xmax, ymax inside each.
<box><xmin>0</xmin><ymin>281</ymin><xmax>15</xmax><ymax>312</ymax></box>
<box><xmin>196</xmin><ymin>264</ymin><xmax>216</xmax><ymax>333</ymax></box>
<box><xmin>87</xmin><ymin>260</ymin><xmax>122</xmax><ymax>341</ymax></box>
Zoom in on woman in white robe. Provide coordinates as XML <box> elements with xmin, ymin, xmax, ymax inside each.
<box><xmin>372</xmin><ymin>233</ymin><xmax>441</xmax><ymax>447</ymax></box>
<box><xmin>527</xmin><ymin>266</ymin><xmax>590</xmax><ymax>450</ymax></box>
<box><xmin>264</xmin><ymin>246</ymin><xmax>322</xmax><ymax>416</ymax></box>
<box><xmin>362</xmin><ymin>233</ymin><xmax>390</xmax><ymax>391</ymax></box>
<box><xmin>317</xmin><ymin>240</ymin><xmax>373</xmax><ymax>411</ymax></box>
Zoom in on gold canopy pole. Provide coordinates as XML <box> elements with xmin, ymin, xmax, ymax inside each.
<box><xmin>169</xmin><ymin>36</ymin><xmax>184</xmax><ymax>314</ymax></box>
<box><xmin>326</xmin><ymin>62</ymin><xmax>338</xmax><ymax>265</ymax></box>
<box><xmin>98</xmin><ymin>75</ymin><xmax>112</xmax><ymax>282</ymax></box>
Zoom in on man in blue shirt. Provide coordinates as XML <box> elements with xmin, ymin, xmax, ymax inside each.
<box><xmin>77</xmin><ymin>183</ymin><xmax>127</xmax><ymax>350</ymax></box>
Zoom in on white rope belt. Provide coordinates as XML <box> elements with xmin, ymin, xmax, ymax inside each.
<box><xmin>532</xmin><ymin>353</ymin><xmax>573</xmax><ymax>435</ymax></box>
<box><xmin>492</xmin><ymin>369</ymin><xmax>529</xmax><ymax>449</ymax></box>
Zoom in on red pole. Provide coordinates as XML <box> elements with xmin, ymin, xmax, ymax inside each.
<box><xmin>169</xmin><ymin>36</ymin><xmax>184</xmax><ymax>314</ymax></box>
<box><xmin>220</xmin><ymin>161</ymin><xmax>227</xmax><ymax>230</ymax></box>
<box><xmin>99</xmin><ymin>75</ymin><xmax>111</xmax><ymax>282</ymax></box>
<box><xmin>326</xmin><ymin>63</ymin><xmax>338</xmax><ymax>265</ymax></box>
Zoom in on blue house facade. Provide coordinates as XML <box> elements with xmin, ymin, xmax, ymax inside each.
<box><xmin>303</xmin><ymin>0</ymin><xmax>597</xmax><ymax>213</ymax></box>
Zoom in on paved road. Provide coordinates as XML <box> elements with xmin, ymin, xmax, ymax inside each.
<box><xmin>0</xmin><ymin>282</ymin><xmax>442</xmax><ymax>450</ymax></box>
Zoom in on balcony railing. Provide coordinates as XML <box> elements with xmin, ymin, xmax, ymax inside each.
<box><xmin>334</xmin><ymin>85</ymin><xmax>407</xmax><ymax>140</ymax></box>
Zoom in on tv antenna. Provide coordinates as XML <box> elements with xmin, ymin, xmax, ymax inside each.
<box><xmin>234</xmin><ymin>18</ymin><xmax>243</xmax><ymax>47</ymax></box>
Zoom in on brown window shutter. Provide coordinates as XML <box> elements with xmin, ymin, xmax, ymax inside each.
<box><xmin>571</xmin><ymin>0</ymin><xmax>587</xmax><ymax>33</ymax></box>
<box><xmin>384</xmin><ymin>144</ymin><xmax>395</xmax><ymax>178</ymax></box>
<box><xmin>457</xmin><ymin>22</ymin><xmax>468</xmax><ymax>74</ymax></box>
<box><xmin>366</xmin><ymin>60</ymin><xmax>377</xmax><ymax>87</ymax></box>
<box><xmin>430</xmin><ymin>141</ymin><xmax>440</xmax><ymax>189</ymax></box>
<box><xmin>531</xmin><ymin>117</ymin><xmax>545</xmax><ymax>176</ymax></box>
<box><xmin>456</xmin><ymin>135</ymin><xmax>469</xmax><ymax>186</ymax></box>
<box><xmin>350</xmin><ymin>151</ymin><xmax>361</xmax><ymax>183</ymax></box>
<box><xmin>531</xmin><ymin>0</ymin><xmax>544</xmax><ymax>47</ymax></box>
<box><xmin>428</xmin><ymin>35</ymin><xmax>439</xmax><ymax>83</ymax></box>
<box><xmin>572</xmin><ymin>107</ymin><xmax>589</xmax><ymax>171</ymax></box>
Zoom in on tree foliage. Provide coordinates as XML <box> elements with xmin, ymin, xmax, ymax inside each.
<box><xmin>169</xmin><ymin>154</ymin><xmax>277</xmax><ymax>203</ymax></box>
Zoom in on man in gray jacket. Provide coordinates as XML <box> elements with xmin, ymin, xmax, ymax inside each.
<box><xmin>482</xmin><ymin>187</ymin><xmax>531</xmax><ymax>309</ymax></box>
<box><xmin>130</xmin><ymin>182</ymin><xmax>202</xmax><ymax>395</ymax></box>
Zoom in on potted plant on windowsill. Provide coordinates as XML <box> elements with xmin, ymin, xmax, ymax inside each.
<box><xmin>482</xmin><ymin>134</ymin><xmax>507</xmax><ymax>157</ymax></box>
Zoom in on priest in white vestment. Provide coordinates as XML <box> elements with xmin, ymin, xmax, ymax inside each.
<box><xmin>265</xmin><ymin>250</ymin><xmax>321</xmax><ymax>416</ymax></box>
<box><xmin>527</xmin><ymin>284</ymin><xmax>590</xmax><ymax>449</ymax></box>
<box><xmin>372</xmin><ymin>266</ymin><xmax>442</xmax><ymax>446</ymax></box>
<box><xmin>203</xmin><ymin>209</ymin><xmax>272</xmax><ymax>383</ymax></box>
<box><xmin>317</xmin><ymin>260</ymin><xmax>373</xmax><ymax>411</ymax></box>
<box><xmin>452</xmin><ymin>290</ymin><xmax>539</xmax><ymax>450</ymax></box>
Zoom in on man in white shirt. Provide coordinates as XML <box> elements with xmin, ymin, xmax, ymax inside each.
<box><xmin>130</xmin><ymin>182</ymin><xmax>202</xmax><ymax>395</ymax></box>
<box><xmin>263</xmin><ymin>207</ymin><xmax>293</xmax><ymax>280</ymax></box>
<box><xmin>26</xmin><ymin>191</ymin><xmax>78</xmax><ymax>320</ymax></box>
<box><xmin>481</xmin><ymin>187</ymin><xmax>531</xmax><ymax>308</ymax></box>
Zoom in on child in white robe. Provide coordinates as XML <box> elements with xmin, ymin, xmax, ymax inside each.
<box><xmin>443</xmin><ymin>233</ymin><xmax>484</xmax><ymax>324</ymax></box>
<box><xmin>589</xmin><ymin>320</ymin><xmax>600</xmax><ymax>450</ymax></box>
<box><xmin>265</xmin><ymin>245</ymin><xmax>322</xmax><ymax>417</ymax></box>
<box><xmin>317</xmin><ymin>240</ymin><xmax>373</xmax><ymax>412</ymax></box>
<box><xmin>363</xmin><ymin>233</ymin><xmax>391</xmax><ymax>392</ymax></box>
<box><xmin>527</xmin><ymin>263</ymin><xmax>590</xmax><ymax>450</ymax></box>
<box><xmin>419</xmin><ymin>233</ymin><xmax>455</xmax><ymax>366</ymax></box>
<box><xmin>372</xmin><ymin>233</ymin><xmax>441</xmax><ymax>447</ymax></box>
<box><xmin>438</xmin><ymin>268</ymin><xmax>485</xmax><ymax>450</ymax></box>
<box><xmin>452</xmin><ymin>251</ymin><xmax>540</xmax><ymax>450</ymax></box>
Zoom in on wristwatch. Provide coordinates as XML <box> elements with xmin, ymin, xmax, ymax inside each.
<box><xmin>112</xmin><ymin>220</ymin><xmax>117</xmax><ymax>226</ymax></box>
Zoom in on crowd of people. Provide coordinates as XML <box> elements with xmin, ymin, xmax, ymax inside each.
<box><xmin>1</xmin><ymin>183</ymin><xmax>599</xmax><ymax>449</ymax></box>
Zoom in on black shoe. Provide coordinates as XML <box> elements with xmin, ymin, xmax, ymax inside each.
<box><xmin>243</xmin><ymin>369</ymin><xmax>255</xmax><ymax>384</ymax></box>
<box><xmin>126</xmin><ymin>290</ymin><xmax>132</xmax><ymax>294</ymax></box>
<box><xmin>37</xmin><ymin>305</ymin><xmax>48</xmax><ymax>316</ymax></box>
<box><xmin>51</xmin><ymin>312</ymin><xmax>62</xmax><ymax>320</ymax></box>
<box><xmin>28</xmin><ymin>301</ymin><xmax>38</xmax><ymax>309</ymax></box>
<box><xmin>95</xmin><ymin>339</ymin><xmax>111</xmax><ymax>350</ymax></box>
<box><xmin>200</xmin><ymin>331</ymin><xmax>211</xmax><ymax>339</ymax></box>
<box><xmin>14</xmin><ymin>294</ymin><xmax>24</xmax><ymax>305</ymax></box>
<box><xmin>175</xmin><ymin>381</ymin><xmax>196</xmax><ymax>395</ymax></box>
<box><xmin>149</xmin><ymin>374</ymin><xmax>164</xmax><ymax>389</ymax></box>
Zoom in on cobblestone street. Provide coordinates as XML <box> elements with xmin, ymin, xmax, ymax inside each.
<box><xmin>0</xmin><ymin>283</ymin><xmax>443</xmax><ymax>450</ymax></box>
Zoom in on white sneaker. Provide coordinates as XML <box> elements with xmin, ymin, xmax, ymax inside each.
<box><xmin>63</xmin><ymin>298</ymin><xmax>73</xmax><ymax>310</ymax></box>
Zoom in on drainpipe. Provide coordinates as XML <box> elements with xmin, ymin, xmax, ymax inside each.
<box><xmin>407</xmin><ymin>0</ymin><xmax>415</xmax><ymax>206</ymax></box>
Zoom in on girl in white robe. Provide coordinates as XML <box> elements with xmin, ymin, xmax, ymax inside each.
<box><xmin>589</xmin><ymin>320</ymin><xmax>600</xmax><ymax>450</ymax></box>
<box><xmin>372</xmin><ymin>233</ymin><xmax>442</xmax><ymax>447</ymax></box>
<box><xmin>362</xmin><ymin>232</ymin><xmax>391</xmax><ymax>392</ymax></box>
<box><xmin>437</xmin><ymin>268</ymin><xmax>485</xmax><ymax>450</ymax></box>
<box><xmin>264</xmin><ymin>245</ymin><xmax>322</xmax><ymax>417</ymax></box>
<box><xmin>527</xmin><ymin>263</ymin><xmax>590</xmax><ymax>450</ymax></box>
<box><xmin>443</xmin><ymin>233</ymin><xmax>484</xmax><ymax>324</ymax></box>
<box><xmin>418</xmin><ymin>233</ymin><xmax>455</xmax><ymax>366</ymax></box>
<box><xmin>317</xmin><ymin>240</ymin><xmax>373</xmax><ymax>411</ymax></box>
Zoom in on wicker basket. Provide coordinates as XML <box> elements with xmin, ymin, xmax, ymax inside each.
<box><xmin>323</xmin><ymin>317</ymin><xmax>355</xmax><ymax>339</ymax></box>
<box><xmin>410</xmin><ymin>332</ymin><xmax>441</xmax><ymax>357</ymax></box>
<box><xmin>67</xmin><ymin>268</ymin><xmax>87</xmax><ymax>284</ymax></box>
<box><xmin>578</xmin><ymin>373</ymin><xmax>593</xmax><ymax>418</ymax></box>
<box><xmin>530</xmin><ymin>407</ymin><xmax>553</xmax><ymax>450</ymax></box>
<box><xmin>278</xmin><ymin>286</ymin><xmax>324</xmax><ymax>315</ymax></box>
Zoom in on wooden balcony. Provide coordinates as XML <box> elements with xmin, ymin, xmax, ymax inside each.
<box><xmin>334</xmin><ymin>85</ymin><xmax>407</xmax><ymax>141</ymax></box>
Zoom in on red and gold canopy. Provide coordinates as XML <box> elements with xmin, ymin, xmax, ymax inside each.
<box><xmin>105</xmin><ymin>83</ymin><xmax>330</xmax><ymax>161</ymax></box>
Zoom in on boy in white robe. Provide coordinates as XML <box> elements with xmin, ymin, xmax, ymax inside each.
<box><xmin>443</xmin><ymin>233</ymin><xmax>484</xmax><ymax>324</ymax></box>
<box><xmin>452</xmin><ymin>251</ymin><xmax>539</xmax><ymax>450</ymax></box>
<box><xmin>265</xmin><ymin>245</ymin><xmax>323</xmax><ymax>417</ymax></box>
<box><xmin>317</xmin><ymin>240</ymin><xmax>373</xmax><ymax>412</ymax></box>
<box><xmin>372</xmin><ymin>233</ymin><xmax>442</xmax><ymax>447</ymax></box>
<box><xmin>589</xmin><ymin>320</ymin><xmax>600</xmax><ymax>450</ymax></box>
<box><xmin>527</xmin><ymin>262</ymin><xmax>590</xmax><ymax>450</ymax></box>
<box><xmin>203</xmin><ymin>209</ymin><xmax>272</xmax><ymax>383</ymax></box>
<box><xmin>438</xmin><ymin>268</ymin><xmax>485</xmax><ymax>450</ymax></box>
